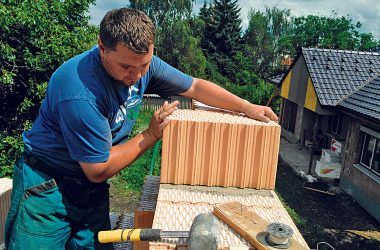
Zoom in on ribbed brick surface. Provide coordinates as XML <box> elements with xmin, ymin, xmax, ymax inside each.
<box><xmin>134</xmin><ymin>176</ymin><xmax>161</xmax><ymax>250</ymax></box>
<box><xmin>0</xmin><ymin>178</ymin><xmax>12</xmax><ymax>246</ymax></box>
<box><xmin>151</xmin><ymin>185</ymin><xmax>309</xmax><ymax>249</ymax></box>
<box><xmin>161</xmin><ymin>109</ymin><xmax>281</xmax><ymax>189</ymax></box>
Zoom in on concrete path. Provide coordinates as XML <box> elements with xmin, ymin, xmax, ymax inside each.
<box><xmin>279</xmin><ymin>138</ymin><xmax>318</xmax><ymax>176</ymax></box>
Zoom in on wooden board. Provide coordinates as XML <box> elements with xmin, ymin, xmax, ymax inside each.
<box><xmin>213</xmin><ymin>202</ymin><xmax>309</xmax><ymax>250</ymax></box>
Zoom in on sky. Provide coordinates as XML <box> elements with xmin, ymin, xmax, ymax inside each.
<box><xmin>88</xmin><ymin>0</ymin><xmax>380</xmax><ymax>40</ymax></box>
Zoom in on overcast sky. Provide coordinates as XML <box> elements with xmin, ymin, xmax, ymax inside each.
<box><xmin>88</xmin><ymin>0</ymin><xmax>380</xmax><ymax>40</ymax></box>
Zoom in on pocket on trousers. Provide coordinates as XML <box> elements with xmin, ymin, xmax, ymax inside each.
<box><xmin>18</xmin><ymin>178</ymin><xmax>69</xmax><ymax>237</ymax></box>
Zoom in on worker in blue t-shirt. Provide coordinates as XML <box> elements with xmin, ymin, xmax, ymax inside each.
<box><xmin>4</xmin><ymin>8</ymin><xmax>278</xmax><ymax>250</ymax></box>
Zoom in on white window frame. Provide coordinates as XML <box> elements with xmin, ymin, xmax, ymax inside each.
<box><xmin>359</xmin><ymin>126</ymin><xmax>380</xmax><ymax>176</ymax></box>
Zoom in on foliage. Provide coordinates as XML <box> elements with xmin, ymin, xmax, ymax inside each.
<box><xmin>120</xmin><ymin>109</ymin><xmax>161</xmax><ymax>191</ymax></box>
<box><xmin>224</xmin><ymin>80</ymin><xmax>279</xmax><ymax>110</ymax></box>
<box><xmin>0</xmin><ymin>0</ymin><xmax>97</xmax><ymax>132</ymax></box>
<box><xmin>129</xmin><ymin>0</ymin><xmax>206</xmax><ymax>78</ymax></box>
<box><xmin>204</xmin><ymin>58</ymin><xmax>232</xmax><ymax>86</ymax></box>
<box><xmin>0</xmin><ymin>132</ymin><xmax>23</xmax><ymax>177</ymax></box>
<box><xmin>290</xmin><ymin>13</ymin><xmax>380</xmax><ymax>51</ymax></box>
<box><xmin>129</xmin><ymin>0</ymin><xmax>195</xmax><ymax>29</ymax></box>
<box><xmin>157</xmin><ymin>19</ymin><xmax>207</xmax><ymax>78</ymax></box>
<box><xmin>0</xmin><ymin>0</ymin><xmax>98</xmax><ymax>177</ymax></box>
<box><xmin>244</xmin><ymin>7</ymin><xmax>294</xmax><ymax>78</ymax></box>
<box><xmin>200</xmin><ymin>0</ymin><xmax>243</xmax><ymax>56</ymax></box>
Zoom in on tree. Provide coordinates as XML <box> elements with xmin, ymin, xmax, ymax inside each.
<box><xmin>157</xmin><ymin>19</ymin><xmax>207</xmax><ymax>78</ymax></box>
<box><xmin>129</xmin><ymin>0</ymin><xmax>194</xmax><ymax>28</ymax></box>
<box><xmin>244</xmin><ymin>7</ymin><xmax>294</xmax><ymax>78</ymax></box>
<box><xmin>199</xmin><ymin>1</ymin><xmax>218</xmax><ymax>54</ymax></box>
<box><xmin>0</xmin><ymin>0</ymin><xmax>98</xmax><ymax>176</ymax></box>
<box><xmin>290</xmin><ymin>13</ymin><xmax>379</xmax><ymax>51</ymax></box>
<box><xmin>129</xmin><ymin>0</ymin><xmax>206</xmax><ymax>76</ymax></box>
<box><xmin>200</xmin><ymin>0</ymin><xmax>242</xmax><ymax>56</ymax></box>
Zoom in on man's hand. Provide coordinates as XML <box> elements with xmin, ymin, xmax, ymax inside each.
<box><xmin>243</xmin><ymin>101</ymin><xmax>278</xmax><ymax>123</ymax></box>
<box><xmin>146</xmin><ymin>100</ymin><xmax>179</xmax><ymax>139</ymax></box>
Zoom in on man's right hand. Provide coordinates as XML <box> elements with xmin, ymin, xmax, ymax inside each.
<box><xmin>146</xmin><ymin>100</ymin><xmax>179</xmax><ymax>140</ymax></box>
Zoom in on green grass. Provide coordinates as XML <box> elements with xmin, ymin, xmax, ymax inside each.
<box><xmin>117</xmin><ymin>108</ymin><xmax>161</xmax><ymax>192</ymax></box>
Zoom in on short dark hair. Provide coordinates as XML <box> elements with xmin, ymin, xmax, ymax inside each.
<box><xmin>99</xmin><ymin>8</ymin><xmax>155</xmax><ymax>54</ymax></box>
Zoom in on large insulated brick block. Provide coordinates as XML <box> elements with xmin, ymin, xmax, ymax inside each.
<box><xmin>161</xmin><ymin>109</ymin><xmax>281</xmax><ymax>189</ymax></box>
<box><xmin>0</xmin><ymin>178</ymin><xmax>12</xmax><ymax>248</ymax></box>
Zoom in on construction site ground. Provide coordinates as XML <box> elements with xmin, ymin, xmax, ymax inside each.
<box><xmin>109</xmin><ymin>161</ymin><xmax>380</xmax><ymax>249</ymax></box>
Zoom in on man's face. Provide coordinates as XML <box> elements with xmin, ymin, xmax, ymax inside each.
<box><xmin>98</xmin><ymin>40</ymin><xmax>153</xmax><ymax>86</ymax></box>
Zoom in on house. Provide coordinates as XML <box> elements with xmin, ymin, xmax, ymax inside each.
<box><xmin>278</xmin><ymin>47</ymin><xmax>380</xmax><ymax>222</ymax></box>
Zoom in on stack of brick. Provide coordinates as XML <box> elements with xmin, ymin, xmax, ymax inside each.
<box><xmin>161</xmin><ymin>109</ymin><xmax>281</xmax><ymax>189</ymax></box>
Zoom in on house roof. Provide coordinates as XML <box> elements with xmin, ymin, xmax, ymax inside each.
<box><xmin>339</xmin><ymin>75</ymin><xmax>380</xmax><ymax>120</ymax></box>
<box><xmin>302</xmin><ymin>47</ymin><xmax>380</xmax><ymax>106</ymax></box>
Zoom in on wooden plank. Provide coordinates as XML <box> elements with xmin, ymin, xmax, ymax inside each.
<box><xmin>213</xmin><ymin>202</ymin><xmax>309</xmax><ymax>250</ymax></box>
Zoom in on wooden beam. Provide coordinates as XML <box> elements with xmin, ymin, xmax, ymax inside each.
<box><xmin>213</xmin><ymin>202</ymin><xmax>309</xmax><ymax>250</ymax></box>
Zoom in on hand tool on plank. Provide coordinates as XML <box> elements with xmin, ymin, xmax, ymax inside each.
<box><xmin>98</xmin><ymin>213</ymin><xmax>219</xmax><ymax>250</ymax></box>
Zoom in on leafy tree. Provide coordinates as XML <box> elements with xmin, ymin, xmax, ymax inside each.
<box><xmin>129</xmin><ymin>0</ymin><xmax>194</xmax><ymax>28</ymax></box>
<box><xmin>0</xmin><ymin>0</ymin><xmax>98</xmax><ymax>177</ymax></box>
<box><xmin>244</xmin><ymin>7</ymin><xmax>294</xmax><ymax>77</ymax></box>
<box><xmin>290</xmin><ymin>13</ymin><xmax>379</xmax><ymax>51</ymax></box>
<box><xmin>157</xmin><ymin>19</ymin><xmax>207</xmax><ymax>78</ymax></box>
<box><xmin>129</xmin><ymin>0</ymin><xmax>206</xmax><ymax>77</ymax></box>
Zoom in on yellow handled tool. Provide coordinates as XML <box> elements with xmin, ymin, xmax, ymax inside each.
<box><xmin>98</xmin><ymin>229</ymin><xmax>189</xmax><ymax>243</ymax></box>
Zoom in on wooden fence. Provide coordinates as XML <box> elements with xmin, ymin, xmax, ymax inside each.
<box><xmin>142</xmin><ymin>95</ymin><xmax>193</xmax><ymax>111</ymax></box>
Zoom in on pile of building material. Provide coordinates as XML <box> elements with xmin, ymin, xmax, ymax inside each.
<box><xmin>315</xmin><ymin>149</ymin><xmax>342</xmax><ymax>179</ymax></box>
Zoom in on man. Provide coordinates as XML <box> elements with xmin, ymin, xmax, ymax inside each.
<box><xmin>5</xmin><ymin>8</ymin><xmax>277</xmax><ymax>250</ymax></box>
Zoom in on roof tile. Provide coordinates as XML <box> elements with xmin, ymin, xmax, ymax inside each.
<box><xmin>302</xmin><ymin>47</ymin><xmax>380</xmax><ymax>106</ymax></box>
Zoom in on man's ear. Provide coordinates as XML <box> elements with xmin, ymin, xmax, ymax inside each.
<box><xmin>98</xmin><ymin>38</ymin><xmax>106</xmax><ymax>53</ymax></box>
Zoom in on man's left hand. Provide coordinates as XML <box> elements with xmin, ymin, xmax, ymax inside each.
<box><xmin>243</xmin><ymin>102</ymin><xmax>278</xmax><ymax>123</ymax></box>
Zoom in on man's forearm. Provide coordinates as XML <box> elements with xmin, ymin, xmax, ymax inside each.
<box><xmin>182</xmin><ymin>78</ymin><xmax>278</xmax><ymax>122</ymax></box>
<box><xmin>80</xmin><ymin>129</ymin><xmax>157</xmax><ymax>183</ymax></box>
<box><xmin>182</xmin><ymin>78</ymin><xmax>249</xmax><ymax>113</ymax></box>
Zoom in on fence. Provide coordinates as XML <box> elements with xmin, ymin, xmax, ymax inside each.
<box><xmin>142</xmin><ymin>95</ymin><xmax>193</xmax><ymax>111</ymax></box>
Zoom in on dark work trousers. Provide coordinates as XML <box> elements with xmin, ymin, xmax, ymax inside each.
<box><xmin>4</xmin><ymin>157</ymin><xmax>113</xmax><ymax>250</ymax></box>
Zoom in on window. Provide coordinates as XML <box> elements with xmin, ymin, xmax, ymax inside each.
<box><xmin>360</xmin><ymin>127</ymin><xmax>380</xmax><ymax>176</ymax></box>
<box><xmin>330</xmin><ymin>113</ymin><xmax>342</xmax><ymax>135</ymax></box>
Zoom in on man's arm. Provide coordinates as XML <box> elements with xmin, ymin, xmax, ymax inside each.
<box><xmin>181</xmin><ymin>78</ymin><xmax>278</xmax><ymax>122</ymax></box>
<box><xmin>79</xmin><ymin>101</ymin><xmax>178</xmax><ymax>183</ymax></box>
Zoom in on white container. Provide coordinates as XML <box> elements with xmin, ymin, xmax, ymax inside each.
<box><xmin>315</xmin><ymin>160</ymin><xmax>342</xmax><ymax>179</ymax></box>
<box><xmin>321</xmin><ymin>149</ymin><xmax>341</xmax><ymax>163</ymax></box>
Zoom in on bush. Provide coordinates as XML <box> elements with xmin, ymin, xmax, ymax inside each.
<box><xmin>0</xmin><ymin>0</ymin><xmax>97</xmax><ymax>177</ymax></box>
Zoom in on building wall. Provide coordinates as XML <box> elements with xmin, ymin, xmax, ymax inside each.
<box><xmin>287</xmin><ymin>55</ymin><xmax>309</xmax><ymax>106</ymax></box>
<box><xmin>340</xmin><ymin>116</ymin><xmax>380</xmax><ymax>222</ymax></box>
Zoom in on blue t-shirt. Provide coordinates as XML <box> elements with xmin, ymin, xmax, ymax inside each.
<box><xmin>23</xmin><ymin>46</ymin><xmax>192</xmax><ymax>175</ymax></box>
